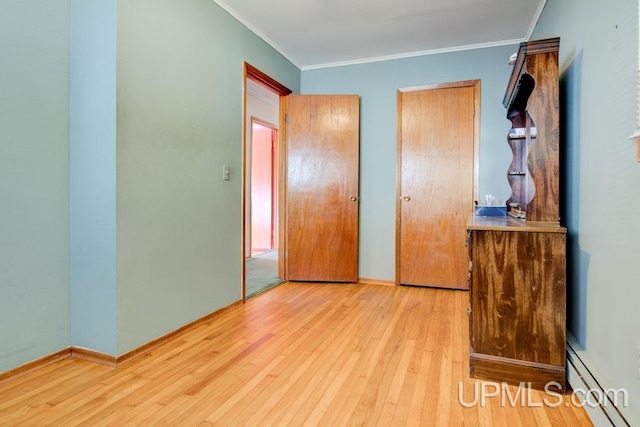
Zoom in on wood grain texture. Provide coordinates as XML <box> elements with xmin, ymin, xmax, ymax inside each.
<box><xmin>279</xmin><ymin>95</ymin><xmax>288</xmax><ymax>280</ymax></box>
<box><xmin>504</xmin><ymin>38</ymin><xmax>560</xmax><ymax>223</ymax></box>
<box><xmin>244</xmin><ymin>62</ymin><xmax>292</xmax><ymax>97</ymax></box>
<box><xmin>469</xmin><ymin>230</ymin><xmax>566</xmax><ymax>388</ymax></box>
<box><xmin>471</xmin><ymin>38</ymin><xmax>566</xmax><ymax>391</ymax></box>
<box><xmin>71</xmin><ymin>347</ymin><xmax>117</xmax><ymax>368</ymax></box>
<box><xmin>357</xmin><ymin>278</ymin><xmax>395</xmax><ymax>286</ymax></box>
<box><xmin>0</xmin><ymin>349</ymin><xmax>71</xmax><ymax>385</ymax></box>
<box><xmin>285</xmin><ymin>94</ymin><xmax>360</xmax><ymax>282</ymax></box>
<box><xmin>0</xmin><ymin>282</ymin><xmax>591</xmax><ymax>426</ymax></box>
<box><xmin>471</xmin><ymin>353</ymin><xmax>565</xmax><ymax>390</ymax></box>
<box><xmin>117</xmin><ymin>299</ymin><xmax>243</xmax><ymax>364</ymax></box>
<box><xmin>525</xmin><ymin>49</ymin><xmax>560</xmax><ymax>223</ymax></box>
<box><xmin>397</xmin><ymin>82</ymin><xmax>478</xmax><ymax>289</ymax></box>
<box><xmin>506</xmin><ymin>112</ymin><xmax>536</xmax><ymax>208</ymax></box>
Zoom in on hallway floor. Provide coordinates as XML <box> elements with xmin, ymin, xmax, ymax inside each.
<box><xmin>246</xmin><ymin>250</ymin><xmax>283</xmax><ymax>298</ymax></box>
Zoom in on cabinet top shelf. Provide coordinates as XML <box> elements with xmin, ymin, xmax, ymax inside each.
<box><xmin>503</xmin><ymin>37</ymin><xmax>560</xmax><ymax>110</ymax></box>
<box><xmin>467</xmin><ymin>215</ymin><xmax>567</xmax><ymax>233</ymax></box>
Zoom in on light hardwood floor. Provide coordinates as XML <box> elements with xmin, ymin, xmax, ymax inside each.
<box><xmin>0</xmin><ymin>282</ymin><xmax>591</xmax><ymax>426</ymax></box>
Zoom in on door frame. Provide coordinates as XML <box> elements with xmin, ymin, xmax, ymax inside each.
<box><xmin>243</xmin><ymin>63</ymin><xmax>292</xmax><ymax>301</ymax></box>
<box><xmin>395</xmin><ymin>79</ymin><xmax>480</xmax><ymax>286</ymax></box>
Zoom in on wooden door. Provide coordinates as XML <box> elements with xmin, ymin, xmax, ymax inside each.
<box><xmin>397</xmin><ymin>81</ymin><xmax>479</xmax><ymax>289</ymax></box>
<box><xmin>284</xmin><ymin>94</ymin><xmax>360</xmax><ymax>282</ymax></box>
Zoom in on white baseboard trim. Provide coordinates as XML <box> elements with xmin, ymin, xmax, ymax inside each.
<box><xmin>566</xmin><ymin>335</ymin><xmax>631</xmax><ymax>426</ymax></box>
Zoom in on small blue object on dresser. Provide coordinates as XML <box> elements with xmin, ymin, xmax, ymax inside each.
<box><xmin>474</xmin><ymin>205</ymin><xmax>507</xmax><ymax>217</ymax></box>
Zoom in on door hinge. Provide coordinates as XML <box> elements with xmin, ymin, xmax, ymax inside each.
<box><xmin>285</xmin><ymin>113</ymin><xmax>289</xmax><ymax>123</ymax></box>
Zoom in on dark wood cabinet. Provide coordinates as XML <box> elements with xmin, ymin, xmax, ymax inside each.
<box><xmin>467</xmin><ymin>218</ymin><xmax>566</xmax><ymax>389</ymax></box>
<box><xmin>504</xmin><ymin>37</ymin><xmax>560</xmax><ymax>222</ymax></box>
<box><xmin>467</xmin><ymin>38</ymin><xmax>567</xmax><ymax>390</ymax></box>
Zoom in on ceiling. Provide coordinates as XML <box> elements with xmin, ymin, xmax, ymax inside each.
<box><xmin>214</xmin><ymin>0</ymin><xmax>547</xmax><ymax>70</ymax></box>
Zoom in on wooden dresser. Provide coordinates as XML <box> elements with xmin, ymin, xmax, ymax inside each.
<box><xmin>467</xmin><ymin>38</ymin><xmax>567</xmax><ymax>390</ymax></box>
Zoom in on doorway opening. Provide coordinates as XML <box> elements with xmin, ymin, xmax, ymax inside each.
<box><xmin>250</xmin><ymin>120</ymin><xmax>278</xmax><ymax>258</ymax></box>
<box><xmin>243</xmin><ymin>63</ymin><xmax>291</xmax><ymax>300</ymax></box>
<box><xmin>245</xmin><ymin>118</ymin><xmax>281</xmax><ymax>298</ymax></box>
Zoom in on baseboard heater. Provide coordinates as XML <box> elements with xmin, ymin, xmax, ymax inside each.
<box><xmin>566</xmin><ymin>337</ymin><xmax>631</xmax><ymax>426</ymax></box>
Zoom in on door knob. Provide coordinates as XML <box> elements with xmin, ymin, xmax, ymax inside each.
<box><xmin>349</xmin><ymin>195</ymin><xmax>359</xmax><ymax>202</ymax></box>
<box><xmin>402</xmin><ymin>196</ymin><xmax>411</xmax><ymax>202</ymax></box>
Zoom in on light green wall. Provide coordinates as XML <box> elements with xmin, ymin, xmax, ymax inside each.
<box><xmin>70</xmin><ymin>0</ymin><xmax>118</xmax><ymax>356</ymax></box>
<box><xmin>301</xmin><ymin>46</ymin><xmax>517</xmax><ymax>281</ymax></box>
<box><xmin>0</xmin><ymin>0</ymin><xmax>71</xmax><ymax>371</ymax></box>
<box><xmin>533</xmin><ymin>0</ymin><xmax>640</xmax><ymax>423</ymax></box>
<box><xmin>115</xmin><ymin>0</ymin><xmax>299</xmax><ymax>353</ymax></box>
<box><xmin>0</xmin><ymin>0</ymin><xmax>299</xmax><ymax>372</ymax></box>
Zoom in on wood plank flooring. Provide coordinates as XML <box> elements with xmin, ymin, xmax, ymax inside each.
<box><xmin>0</xmin><ymin>282</ymin><xmax>592</xmax><ymax>426</ymax></box>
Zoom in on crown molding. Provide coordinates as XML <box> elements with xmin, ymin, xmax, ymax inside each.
<box><xmin>211</xmin><ymin>0</ymin><xmax>301</xmax><ymax>70</ymax></box>
<box><xmin>525</xmin><ymin>0</ymin><xmax>548</xmax><ymax>40</ymax></box>
<box><xmin>301</xmin><ymin>38</ymin><xmax>525</xmax><ymax>71</ymax></box>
